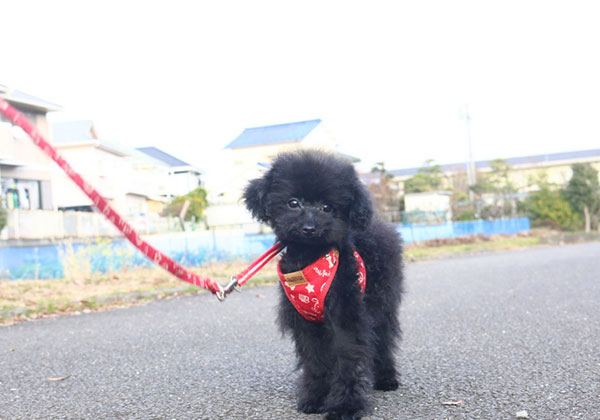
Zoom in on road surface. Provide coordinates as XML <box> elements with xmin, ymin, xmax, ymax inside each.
<box><xmin>1</xmin><ymin>242</ymin><xmax>599</xmax><ymax>419</ymax></box>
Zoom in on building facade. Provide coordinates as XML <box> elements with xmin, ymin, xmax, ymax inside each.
<box><xmin>390</xmin><ymin>149</ymin><xmax>600</xmax><ymax>196</ymax></box>
<box><xmin>0</xmin><ymin>84</ymin><xmax>60</xmax><ymax>211</ymax></box>
<box><xmin>205</xmin><ymin>119</ymin><xmax>340</xmax><ymax>230</ymax></box>
<box><xmin>135</xmin><ymin>147</ymin><xmax>202</xmax><ymax>200</ymax></box>
<box><xmin>51</xmin><ymin>122</ymin><xmax>203</xmax><ymax>217</ymax></box>
<box><xmin>51</xmin><ymin>120</ymin><xmax>151</xmax><ymax>216</ymax></box>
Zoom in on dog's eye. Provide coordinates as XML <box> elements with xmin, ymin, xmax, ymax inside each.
<box><xmin>288</xmin><ymin>199</ymin><xmax>301</xmax><ymax>209</ymax></box>
<box><xmin>322</xmin><ymin>203</ymin><xmax>334</xmax><ymax>213</ymax></box>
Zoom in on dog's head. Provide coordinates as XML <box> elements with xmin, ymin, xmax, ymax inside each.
<box><xmin>243</xmin><ymin>149</ymin><xmax>373</xmax><ymax>246</ymax></box>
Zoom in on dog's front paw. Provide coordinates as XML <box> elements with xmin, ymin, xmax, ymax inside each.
<box><xmin>374</xmin><ymin>376</ymin><xmax>399</xmax><ymax>391</ymax></box>
<box><xmin>298</xmin><ymin>400</ymin><xmax>325</xmax><ymax>414</ymax></box>
<box><xmin>325</xmin><ymin>410</ymin><xmax>362</xmax><ymax>420</ymax></box>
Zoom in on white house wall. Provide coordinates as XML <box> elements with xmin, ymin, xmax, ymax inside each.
<box><xmin>52</xmin><ymin>146</ymin><xmax>148</xmax><ymax>215</ymax></box>
<box><xmin>301</xmin><ymin>123</ymin><xmax>337</xmax><ymax>150</ymax></box>
<box><xmin>405</xmin><ymin>192</ymin><xmax>452</xmax><ymax>212</ymax></box>
<box><xmin>129</xmin><ymin>156</ymin><xmax>170</xmax><ymax>198</ymax></box>
<box><xmin>168</xmin><ymin>171</ymin><xmax>200</xmax><ymax>197</ymax></box>
<box><xmin>204</xmin><ymin>203</ymin><xmax>263</xmax><ymax>232</ymax></box>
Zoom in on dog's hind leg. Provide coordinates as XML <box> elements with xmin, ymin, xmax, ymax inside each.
<box><xmin>366</xmin><ymin>290</ymin><xmax>401</xmax><ymax>391</ymax></box>
<box><xmin>372</xmin><ymin>316</ymin><xmax>401</xmax><ymax>391</ymax></box>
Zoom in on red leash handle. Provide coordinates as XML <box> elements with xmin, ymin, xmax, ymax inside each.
<box><xmin>0</xmin><ymin>97</ymin><xmax>283</xmax><ymax>298</ymax></box>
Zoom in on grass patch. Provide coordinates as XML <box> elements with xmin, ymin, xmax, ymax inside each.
<box><xmin>405</xmin><ymin>235</ymin><xmax>541</xmax><ymax>260</ymax></box>
<box><xmin>1</xmin><ymin>232</ymin><xmax>553</xmax><ymax>325</ymax></box>
<box><xmin>0</xmin><ymin>259</ymin><xmax>278</xmax><ymax>325</ymax></box>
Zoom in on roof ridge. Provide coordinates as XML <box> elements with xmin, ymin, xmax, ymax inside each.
<box><xmin>135</xmin><ymin>146</ymin><xmax>191</xmax><ymax>167</ymax></box>
<box><xmin>0</xmin><ymin>87</ymin><xmax>62</xmax><ymax>111</ymax></box>
<box><xmin>390</xmin><ymin>147</ymin><xmax>600</xmax><ymax>175</ymax></box>
<box><xmin>225</xmin><ymin>119</ymin><xmax>322</xmax><ymax>149</ymax></box>
<box><xmin>244</xmin><ymin>118</ymin><xmax>322</xmax><ymax>131</ymax></box>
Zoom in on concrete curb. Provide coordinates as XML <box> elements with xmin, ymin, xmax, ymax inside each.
<box><xmin>539</xmin><ymin>232</ymin><xmax>600</xmax><ymax>245</ymax></box>
<box><xmin>0</xmin><ymin>286</ymin><xmax>200</xmax><ymax>322</ymax></box>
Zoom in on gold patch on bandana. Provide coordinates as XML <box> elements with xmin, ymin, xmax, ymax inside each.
<box><xmin>283</xmin><ymin>270</ymin><xmax>308</xmax><ymax>287</ymax></box>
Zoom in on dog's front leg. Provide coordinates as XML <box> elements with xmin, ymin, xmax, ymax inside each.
<box><xmin>322</xmin><ymin>301</ymin><xmax>373</xmax><ymax>420</ymax></box>
<box><xmin>291</xmin><ymin>321</ymin><xmax>333</xmax><ymax>414</ymax></box>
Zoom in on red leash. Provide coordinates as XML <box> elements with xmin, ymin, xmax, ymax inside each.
<box><xmin>0</xmin><ymin>97</ymin><xmax>283</xmax><ymax>300</ymax></box>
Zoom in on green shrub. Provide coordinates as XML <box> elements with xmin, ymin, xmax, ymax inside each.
<box><xmin>564</xmin><ymin>163</ymin><xmax>600</xmax><ymax>231</ymax></box>
<box><xmin>163</xmin><ymin>187</ymin><xmax>208</xmax><ymax>221</ymax></box>
<box><xmin>451</xmin><ymin>191</ymin><xmax>477</xmax><ymax>221</ymax></box>
<box><xmin>404</xmin><ymin>159</ymin><xmax>444</xmax><ymax>193</ymax></box>
<box><xmin>0</xmin><ymin>207</ymin><xmax>7</xmax><ymax>232</ymax></box>
<box><xmin>454</xmin><ymin>209</ymin><xmax>476</xmax><ymax>221</ymax></box>
<box><xmin>520</xmin><ymin>188</ymin><xmax>581</xmax><ymax>230</ymax></box>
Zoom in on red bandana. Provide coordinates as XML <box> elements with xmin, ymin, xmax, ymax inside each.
<box><xmin>277</xmin><ymin>249</ymin><xmax>366</xmax><ymax>322</ymax></box>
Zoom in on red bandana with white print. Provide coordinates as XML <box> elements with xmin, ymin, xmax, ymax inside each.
<box><xmin>277</xmin><ymin>249</ymin><xmax>367</xmax><ymax>322</ymax></box>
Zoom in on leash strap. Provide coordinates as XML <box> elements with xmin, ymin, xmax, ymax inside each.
<box><xmin>216</xmin><ymin>242</ymin><xmax>284</xmax><ymax>300</ymax></box>
<box><xmin>236</xmin><ymin>242</ymin><xmax>284</xmax><ymax>287</ymax></box>
<box><xmin>0</xmin><ymin>96</ymin><xmax>282</xmax><ymax>299</ymax></box>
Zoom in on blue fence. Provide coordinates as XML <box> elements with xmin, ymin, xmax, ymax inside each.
<box><xmin>0</xmin><ymin>232</ymin><xmax>276</xmax><ymax>281</ymax></box>
<box><xmin>0</xmin><ymin>217</ymin><xmax>529</xmax><ymax>280</ymax></box>
<box><xmin>398</xmin><ymin>217</ymin><xmax>530</xmax><ymax>244</ymax></box>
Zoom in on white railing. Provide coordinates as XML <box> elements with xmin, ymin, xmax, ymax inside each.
<box><xmin>1</xmin><ymin>209</ymin><xmax>185</xmax><ymax>240</ymax></box>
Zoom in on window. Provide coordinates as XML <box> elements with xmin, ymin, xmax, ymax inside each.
<box><xmin>0</xmin><ymin>178</ymin><xmax>41</xmax><ymax>210</ymax></box>
<box><xmin>0</xmin><ymin>111</ymin><xmax>37</xmax><ymax>140</ymax></box>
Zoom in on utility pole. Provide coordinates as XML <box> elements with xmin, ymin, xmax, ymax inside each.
<box><xmin>459</xmin><ymin>104</ymin><xmax>476</xmax><ymax>202</ymax></box>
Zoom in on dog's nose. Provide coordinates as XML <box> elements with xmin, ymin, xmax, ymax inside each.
<box><xmin>302</xmin><ymin>225</ymin><xmax>316</xmax><ymax>236</ymax></box>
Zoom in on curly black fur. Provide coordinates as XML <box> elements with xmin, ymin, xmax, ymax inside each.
<box><xmin>243</xmin><ymin>149</ymin><xmax>403</xmax><ymax>420</ymax></box>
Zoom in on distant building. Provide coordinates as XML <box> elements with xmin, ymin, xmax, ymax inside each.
<box><xmin>0</xmin><ymin>84</ymin><xmax>61</xmax><ymax>211</ymax></box>
<box><xmin>404</xmin><ymin>191</ymin><xmax>453</xmax><ymax>224</ymax></box>
<box><xmin>51</xmin><ymin>122</ymin><xmax>202</xmax><ymax>216</ymax></box>
<box><xmin>390</xmin><ymin>148</ymin><xmax>600</xmax><ymax>195</ymax></box>
<box><xmin>51</xmin><ymin>120</ymin><xmax>151</xmax><ymax>215</ymax></box>
<box><xmin>135</xmin><ymin>146</ymin><xmax>202</xmax><ymax>200</ymax></box>
<box><xmin>206</xmin><ymin>119</ymin><xmax>340</xmax><ymax>230</ymax></box>
<box><xmin>219</xmin><ymin>119</ymin><xmax>337</xmax><ymax>201</ymax></box>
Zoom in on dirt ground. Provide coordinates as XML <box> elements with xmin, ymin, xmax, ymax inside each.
<box><xmin>0</xmin><ymin>229</ymin><xmax>561</xmax><ymax>325</ymax></box>
<box><xmin>406</xmin><ymin>230</ymin><xmax>534</xmax><ymax>248</ymax></box>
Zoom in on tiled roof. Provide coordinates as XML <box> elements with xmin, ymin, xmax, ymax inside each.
<box><xmin>51</xmin><ymin>121</ymin><xmax>131</xmax><ymax>156</ymax></box>
<box><xmin>136</xmin><ymin>147</ymin><xmax>190</xmax><ymax>167</ymax></box>
<box><xmin>390</xmin><ymin>148</ymin><xmax>600</xmax><ymax>178</ymax></box>
<box><xmin>225</xmin><ymin>119</ymin><xmax>322</xmax><ymax>149</ymax></box>
<box><xmin>0</xmin><ymin>85</ymin><xmax>61</xmax><ymax>112</ymax></box>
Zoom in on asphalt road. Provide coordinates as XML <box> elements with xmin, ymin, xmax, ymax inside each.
<box><xmin>1</xmin><ymin>242</ymin><xmax>599</xmax><ymax>420</ymax></box>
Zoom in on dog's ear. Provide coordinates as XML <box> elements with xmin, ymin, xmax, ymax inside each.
<box><xmin>243</xmin><ymin>177</ymin><xmax>271</xmax><ymax>223</ymax></box>
<box><xmin>349</xmin><ymin>183</ymin><xmax>373</xmax><ymax>230</ymax></box>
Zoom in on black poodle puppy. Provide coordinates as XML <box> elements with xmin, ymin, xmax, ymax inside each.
<box><xmin>243</xmin><ymin>149</ymin><xmax>403</xmax><ymax>420</ymax></box>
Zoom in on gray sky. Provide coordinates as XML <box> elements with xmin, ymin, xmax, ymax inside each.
<box><xmin>3</xmin><ymin>0</ymin><xmax>600</xmax><ymax>185</ymax></box>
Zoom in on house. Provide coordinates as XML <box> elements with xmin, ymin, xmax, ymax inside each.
<box><xmin>404</xmin><ymin>191</ymin><xmax>453</xmax><ymax>224</ymax></box>
<box><xmin>205</xmin><ymin>119</ymin><xmax>340</xmax><ymax>230</ymax></box>
<box><xmin>51</xmin><ymin>119</ymin><xmax>203</xmax><ymax>217</ymax></box>
<box><xmin>135</xmin><ymin>146</ymin><xmax>202</xmax><ymax>201</ymax></box>
<box><xmin>0</xmin><ymin>84</ymin><xmax>61</xmax><ymax>211</ymax></box>
<box><xmin>220</xmin><ymin>119</ymin><xmax>338</xmax><ymax>201</ymax></box>
<box><xmin>50</xmin><ymin>120</ymin><xmax>151</xmax><ymax>216</ymax></box>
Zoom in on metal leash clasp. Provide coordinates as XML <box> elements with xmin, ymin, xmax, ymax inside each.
<box><xmin>215</xmin><ymin>276</ymin><xmax>242</xmax><ymax>301</ymax></box>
